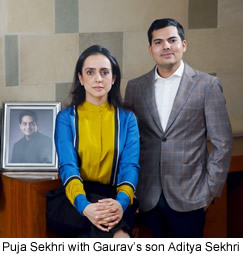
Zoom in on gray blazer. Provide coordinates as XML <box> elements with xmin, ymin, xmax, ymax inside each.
<box><xmin>125</xmin><ymin>63</ymin><xmax>232</xmax><ymax>212</ymax></box>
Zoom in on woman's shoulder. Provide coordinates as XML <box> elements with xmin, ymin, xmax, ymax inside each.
<box><xmin>56</xmin><ymin>106</ymin><xmax>76</xmax><ymax>122</ymax></box>
<box><xmin>117</xmin><ymin>106</ymin><xmax>133</xmax><ymax>115</ymax></box>
<box><xmin>117</xmin><ymin>107</ymin><xmax>137</xmax><ymax>121</ymax></box>
<box><xmin>58</xmin><ymin>105</ymin><xmax>75</xmax><ymax>116</ymax></box>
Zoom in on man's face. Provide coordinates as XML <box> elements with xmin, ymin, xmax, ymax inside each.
<box><xmin>149</xmin><ymin>25</ymin><xmax>187</xmax><ymax>72</ymax></box>
<box><xmin>19</xmin><ymin>115</ymin><xmax>37</xmax><ymax>138</ymax></box>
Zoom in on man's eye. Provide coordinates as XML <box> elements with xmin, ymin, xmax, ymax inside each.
<box><xmin>170</xmin><ymin>39</ymin><xmax>177</xmax><ymax>43</ymax></box>
<box><xmin>87</xmin><ymin>71</ymin><xmax>93</xmax><ymax>75</ymax></box>
<box><xmin>154</xmin><ymin>41</ymin><xmax>161</xmax><ymax>45</ymax></box>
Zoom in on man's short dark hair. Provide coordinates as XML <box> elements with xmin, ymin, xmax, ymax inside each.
<box><xmin>147</xmin><ymin>18</ymin><xmax>185</xmax><ymax>45</ymax></box>
<box><xmin>19</xmin><ymin>110</ymin><xmax>38</xmax><ymax>124</ymax></box>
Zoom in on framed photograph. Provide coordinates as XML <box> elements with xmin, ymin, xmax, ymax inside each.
<box><xmin>1</xmin><ymin>102</ymin><xmax>61</xmax><ymax>171</ymax></box>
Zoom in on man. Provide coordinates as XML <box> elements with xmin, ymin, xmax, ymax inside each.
<box><xmin>125</xmin><ymin>18</ymin><xmax>232</xmax><ymax>237</ymax></box>
<box><xmin>11</xmin><ymin>110</ymin><xmax>53</xmax><ymax>164</ymax></box>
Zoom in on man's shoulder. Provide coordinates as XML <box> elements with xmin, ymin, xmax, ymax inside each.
<box><xmin>185</xmin><ymin>63</ymin><xmax>219</xmax><ymax>81</ymax></box>
<box><xmin>13</xmin><ymin>137</ymin><xmax>26</xmax><ymax>147</ymax></box>
<box><xmin>127</xmin><ymin>68</ymin><xmax>155</xmax><ymax>85</ymax></box>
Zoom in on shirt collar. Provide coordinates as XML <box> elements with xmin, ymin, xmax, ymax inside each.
<box><xmin>154</xmin><ymin>60</ymin><xmax>184</xmax><ymax>81</ymax></box>
<box><xmin>80</xmin><ymin>100</ymin><xmax>112</xmax><ymax>114</ymax></box>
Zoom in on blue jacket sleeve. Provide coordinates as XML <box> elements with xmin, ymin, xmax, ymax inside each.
<box><xmin>116</xmin><ymin>110</ymin><xmax>140</xmax><ymax>196</ymax></box>
<box><xmin>55</xmin><ymin>108</ymin><xmax>82</xmax><ymax>185</ymax></box>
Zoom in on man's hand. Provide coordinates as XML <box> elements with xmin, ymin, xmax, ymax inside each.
<box><xmin>204</xmin><ymin>195</ymin><xmax>214</xmax><ymax>211</ymax></box>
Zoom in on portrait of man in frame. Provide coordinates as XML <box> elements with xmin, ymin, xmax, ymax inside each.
<box><xmin>1</xmin><ymin>102</ymin><xmax>61</xmax><ymax>171</ymax></box>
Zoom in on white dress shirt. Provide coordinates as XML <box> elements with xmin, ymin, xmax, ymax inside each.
<box><xmin>154</xmin><ymin>61</ymin><xmax>184</xmax><ymax>131</ymax></box>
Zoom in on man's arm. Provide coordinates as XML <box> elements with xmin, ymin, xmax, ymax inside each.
<box><xmin>205</xmin><ymin>77</ymin><xmax>233</xmax><ymax>197</ymax></box>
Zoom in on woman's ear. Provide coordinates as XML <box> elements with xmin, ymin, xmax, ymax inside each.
<box><xmin>78</xmin><ymin>72</ymin><xmax>83</xmax><ymax>85</ymax></box>
<box><xmin>112</xmin><ymin>76</ymin><xmax>116</xmax><ymax>85</ymax></box>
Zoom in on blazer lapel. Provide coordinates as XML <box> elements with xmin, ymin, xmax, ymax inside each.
<box><xmin>165</xmin><ymin>64</ymin><xmax>197</xmax><ymax>133</ymax></box>
<box><xmin>140</xmin><ymin>68</ymin><xmax>163</xmax><ymax>134</ymax></box>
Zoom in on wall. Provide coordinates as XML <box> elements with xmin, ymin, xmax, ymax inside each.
<box><xmin>0</xmin><ymin>0</ymin><xmax>243</xmax><ymax>141</ymax></box>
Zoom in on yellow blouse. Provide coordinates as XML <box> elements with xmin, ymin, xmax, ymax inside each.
<box><xmin>77</xmin><ymin>100</ymin><xmax>115</xmax><ymax>183</ymax></box>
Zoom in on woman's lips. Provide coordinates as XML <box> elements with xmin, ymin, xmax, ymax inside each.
<box><xmin>93</xmin><ymin>86</ymin><xmax>104</xmax><ymax>90</ymax></box>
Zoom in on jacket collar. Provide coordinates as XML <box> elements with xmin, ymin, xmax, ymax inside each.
<box><xmin>140</xmin><ymin>63</ymin><xmax>197</xmax><ymax>135</ymax></box>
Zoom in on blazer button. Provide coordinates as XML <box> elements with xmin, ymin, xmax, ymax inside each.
<box><xmin>162</xmin><ymin>137</ymin><xmax>167</xmax><ymax>142</ymax></box>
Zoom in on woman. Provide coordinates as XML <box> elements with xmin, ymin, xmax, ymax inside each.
<box><xmin>46</xmin><ymin>45</ymin><xmax>140</xmax><ymax>238</ymax></box>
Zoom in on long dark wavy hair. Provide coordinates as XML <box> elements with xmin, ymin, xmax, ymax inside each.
<box><xmin>69</xmin><ymin>45</ymin><xmax>123</xmax><ymax>108</ymax></box>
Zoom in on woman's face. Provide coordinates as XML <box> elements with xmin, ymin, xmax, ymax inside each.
<box><xmin>78</xmin><ymin>54</ymin><xmax>115</xmax><ymax>105</ymax></box>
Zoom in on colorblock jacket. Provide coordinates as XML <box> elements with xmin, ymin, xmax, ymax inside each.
<box><xmin>54</xmin><ymin>105</ymin><xmax>140</xmax><ymax>213</ymax></box>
